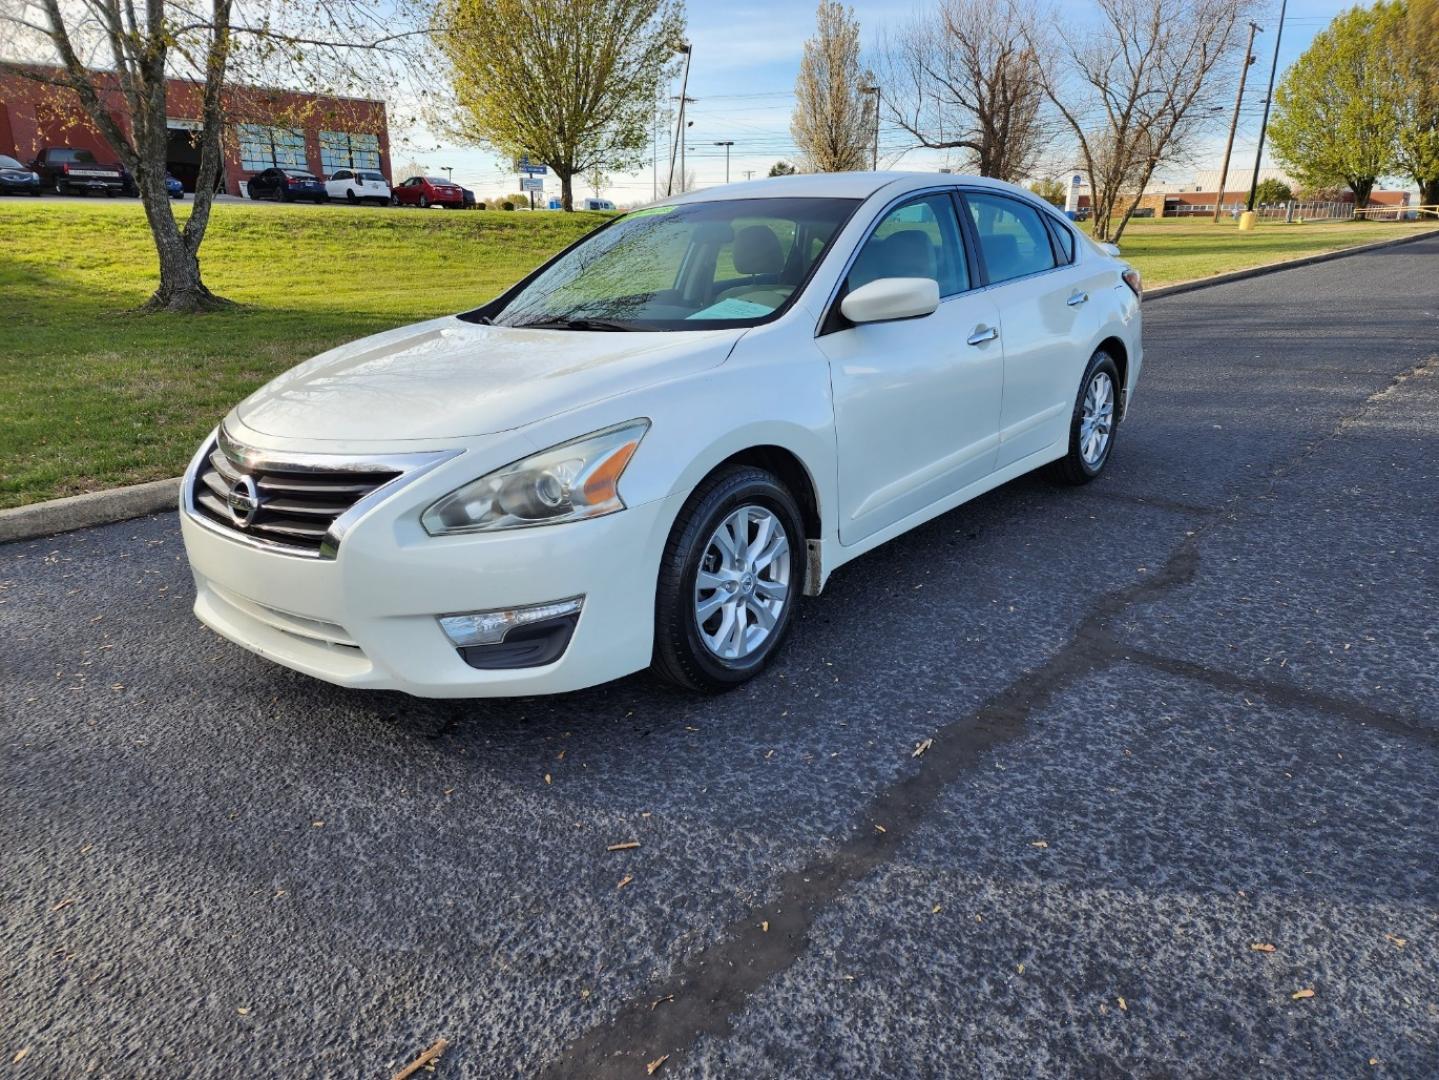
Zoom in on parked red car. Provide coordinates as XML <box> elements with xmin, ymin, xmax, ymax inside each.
<box><xmin>391</xmin><ymin>175</ymin><xmax>465</xmax><ymax>209</ymax></box>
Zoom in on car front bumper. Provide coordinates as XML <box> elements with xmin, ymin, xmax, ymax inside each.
<box><xmin>179</xmin><ymin>470</ymin><xmax>683</xmax><ymax>698</ymax></box>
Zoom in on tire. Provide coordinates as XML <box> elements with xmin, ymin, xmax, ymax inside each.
<box><xmin>651</xmin><ymin>466</ymin><xmax>806</xmax><ymax>692</ymax></box>
<box><xmin>389</xmin><ymin>195</ymin><xmax>399</xmax><ymax>207</ymax></box>
<box><xmin>53</xmin><ymin>180</ymin><xmax>66</xmax><ymax>196</ymax></box>
<box><xmin>418</xmin><ymin>194</ymin><xmax>430</xmax><ymax>209</ymax></box>
<box><xmin>345</xmin><ymin>189</ymin><xmax>357</xmax><ymax>203</ymax></box>
<box><xmin>1046</xmin><ymin>349</ymin><xmax>1121</xmax><ymax>485</ymax></box>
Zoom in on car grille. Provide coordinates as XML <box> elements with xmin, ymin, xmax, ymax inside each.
<box><xmin>190</xmin><ymin>440</ymin><xmax>402</xmax><ymax>557</ymax></box>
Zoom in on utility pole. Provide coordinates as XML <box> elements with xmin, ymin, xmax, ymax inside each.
<box><xmin>1214</xmin><ymin>21</ymin><xmax>1260</xmax><ymax>223</ymax></box>
<box><xmin>666</xmin><ymin>42</ymin><xmax>692</xmax><ymax>196</ymax></box>
<box><xmin>859</xmin><ymin>84</ymin><xmax>880</xmax><ymax>170</ymax></box>
<box><xmin>714</xmin><ymin>141</ymin><xmax>734</xmax><ymax>184</ymax></box>
<box><xmin>1247</xmin><ymin>0</ymin><xmax>1287</xmax><ymax>212</ymax></box>
<box><xmin>743</xmin><ymin>170</ymin><xmax>754</xmax><ymax>181</ymax></box>
<box><xmin>857</xmin><ymin>84</ymin><xmax>880</xmax><ymax>169</ymax></box>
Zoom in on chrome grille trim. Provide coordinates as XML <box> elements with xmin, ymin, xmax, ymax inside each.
<box><xmin>181</xmin><ymin>425</ymin><xmax>461</xmax><ymax>560</ymax></box>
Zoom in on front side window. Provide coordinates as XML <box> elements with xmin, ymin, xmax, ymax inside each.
<box><xmin>847</xmin><ymin>192</ymin><xmax>969</xmax><ymax>297</ymax></box>
<box><xmin>965</xmin><ymin>191</ymin><xmax>1057</xmax><ymax>284</ymax></box>
<box><xmin>483</xmin><ymin>197</ymin><xmax>858</xmax><ymax>331</ymax></box>
<box><xmin>319</xmin><ymin>130</ymin><xmax>381</xmax><ymax>173</ymax></box>
<box><xmin>238</xmin><ymin>125</ymin><xmax>306</xmax><ymax>171</ymax></box>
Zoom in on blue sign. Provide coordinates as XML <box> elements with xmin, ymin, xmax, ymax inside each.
<box><xmin>516</xmin><ymin>155</ymin><xmax>548</xmax><ymax>176</ymax></box>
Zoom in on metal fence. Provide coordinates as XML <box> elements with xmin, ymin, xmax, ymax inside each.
<box><xmin>1166</xmin><ymin>201</ymin><xmax>1435</xmax><ymax>222</ymax></box>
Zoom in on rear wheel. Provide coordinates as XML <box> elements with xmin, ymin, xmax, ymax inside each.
<box><xmin>418</xmin><ymin>194</ymin><xmax>430</xmax><ymax>208</ymax></box>
<box><xmin>651</xmin><ymin>466</ymin><xmax>805</xmax><ymax>692</ymax></box>
<box><xmin>1046</xmin><ymin>350</ymin><xmax>1120</xmax><ymax>485</ymax></box>
<box><xmin>345</xmin><ymin>189</ymin><xmax>357</xmax><ymax>203</ymax></box>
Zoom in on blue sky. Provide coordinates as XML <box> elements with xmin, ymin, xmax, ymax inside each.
<box><xmin>407</xmin><ymin>0</ymin><xmax>1359</xmax><ymax>203</ymax></box>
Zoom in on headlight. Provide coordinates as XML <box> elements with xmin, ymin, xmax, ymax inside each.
<box><xmin>421</xmin><ymin>419</ymin><xmax>649</xmax><ymax>535</ymax></box>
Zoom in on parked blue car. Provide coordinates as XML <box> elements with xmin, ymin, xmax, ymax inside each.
<box><xmin>165</xmin><ymin>172</ymin><xmax>184</xmax><ymax>199</ymax></box>
<box><xmin>0</xmin><ymin>154</ymin><xmax>41</xmax><ymax>196</ymax></box>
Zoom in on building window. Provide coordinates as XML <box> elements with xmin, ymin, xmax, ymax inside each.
<box><xmin>237</xmin><ymin>124</ymin><xmax>307</xmax><ymax>172</ymax></box>
<box><xmin>319</xmin><ymin>131</ymin><xmax>381</xmax><ymax>173</ymax></box>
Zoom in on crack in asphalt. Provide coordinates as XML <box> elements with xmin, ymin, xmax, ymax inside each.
<box><xmin>1116</xmin><ymin>646</ymin><xmax>1437</xmax><ymax>747</ymax></box>
<box><xmin>537</xmin><ymin>350</ymin><xmax>1436</xmax><ymax>1078</ymax></box>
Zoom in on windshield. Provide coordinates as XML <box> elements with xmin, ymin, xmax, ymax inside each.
<box><xmin>0</xmin><ymin>155</ymin><xmax>23</xmax><ymax>169</ymax></box>
<box><xmin>484</xmin><ymin>197</ymin><xmax>859</xmax><ymax>331</ymax></box>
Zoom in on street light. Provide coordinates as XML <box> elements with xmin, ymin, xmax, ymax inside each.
<box><xmin>442</xmin><ymin>166</ymin><xmax>453</xmax><ymax>181</ymax></box>
<box><xmin>666</xmin><ymin>42</ymin><xmax>693</xmax><ymax>196</ymax></box>
<box><xmin>713</xmin><ymin>140</ymin><xmax>734</xmax><ymax>184</ymax></box>
<box><xmin>859</xmin><ymin>84</ymin><xmax>880</xmax><ymax>171</ymax></box>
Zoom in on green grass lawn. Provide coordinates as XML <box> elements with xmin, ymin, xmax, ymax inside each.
<box><xmin>1</xmin><ymin>198</ymin><xmax>1434</xmax><ymax>509</ymax></box>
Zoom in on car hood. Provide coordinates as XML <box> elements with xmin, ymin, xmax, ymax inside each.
<box><xmin>234</xmin><ymin>316</ymin><xmax>744</xmax><ymax>441</ymax></box>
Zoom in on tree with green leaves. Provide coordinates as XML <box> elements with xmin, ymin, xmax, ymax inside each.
<box><xmin>1268</xmin><ymin>3</ymin><xmax>1404</xmax><ymax>209</ymax></box>
<box><xmin>1253</xmin><ymin>178</ymin><xmax>1294</xmax><ymax>204</ymax></box>
<box><xmin>1398</xmin><ymin>0</ymin><xmax>1439</xmax><ymax>205</ymax></box>
<box><xmin>768</xmin><ymin>160</ymin><xmax>798</xmax><ymax>177</ymax></box>
<box><xmin>1028</xmin><ymin>177</ymin><xmax>1066</xmax><ymax>206</ymax></box>
<box><xmin>790</xmin><ymin>1</ymin><xmax>873</xmax><ymax>173</ymax></box>
<box><xmin>435</xmin><ymin>0</ymin><xmax>685</xmax><ymax>210</ymax></box>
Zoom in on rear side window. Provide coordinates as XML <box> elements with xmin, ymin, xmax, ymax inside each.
<box><xmin>1047</xmin><ymin>217</ymin><xmax>1076</xmax><ymax>264</ymax></box>
<box><xmin>847</xmin><ymin>193</ymin><xmax>970</xmax><ymax>297</ymax></box>
<box><xmin>965</xmin><ymin>192</ymin><xmax>1057</xmax><ymax>284</ymax></box>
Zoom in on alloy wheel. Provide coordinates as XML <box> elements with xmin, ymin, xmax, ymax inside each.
<box><xmin>693</xmin><ymin>505</ymin><xmax>791</xmax><ymax>661</ymax></box>
<box><xmin>1079</xmin><ymin>370</ymin><xmax>1115</xmax><ymax>467</ymax></box>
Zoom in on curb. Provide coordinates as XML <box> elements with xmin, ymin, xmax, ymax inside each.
<box><xmin>1145</xmin><ymin>226</ymin><xmax>1439</xmax><ymax>300</ymax></box>
<box><xmin>0</xmin><ymin>478</ymin><xmax>180</xmax><ymax>545</ymax></box>
<box><xmin>3</xmin><ymin>226</ymin><xmax>1436</xmax><ymax>547</ymax></box>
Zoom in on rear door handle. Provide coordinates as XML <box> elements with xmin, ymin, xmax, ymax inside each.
<box><xmin>1066</xmin><ymin>291</ymin><xmax>1089</xmax><ymax>307</ymax></box>
<box><xmin>966</xmin><ymin>325</ymin><xmax>999</xmax><ymax>346</ymax></box>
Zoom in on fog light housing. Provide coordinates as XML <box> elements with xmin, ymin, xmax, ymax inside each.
<box><xmin>438</xmin><ymin>597</ymin><xmax>584</xmax><ymax>670</ymax></box>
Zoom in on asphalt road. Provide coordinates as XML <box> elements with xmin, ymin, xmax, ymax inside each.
<box><xmin>3</xmin><ymin>237</ymin><xmax>1437</xmax><ymax>1079</ymax></box>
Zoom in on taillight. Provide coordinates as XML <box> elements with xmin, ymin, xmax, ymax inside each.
<box><xmin>287</xmin><ymin>177</ymin><xmax>300</xmax><ymax>186</ymax></box>
<box><xmin>60</xmin><ymin>163</ymin><xmax>71</xmax><ymax>174</ymax></box>
<box><xmin>1122</xmin><ymin>269</ymin><xmax>1142</xmax><ymax>300</ymax></box>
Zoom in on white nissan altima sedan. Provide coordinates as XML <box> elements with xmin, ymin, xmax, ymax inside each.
<box><xmin>180</xmin><ymin>172</ymin><xmax>1142</xmax><ymax>696</ymax></box>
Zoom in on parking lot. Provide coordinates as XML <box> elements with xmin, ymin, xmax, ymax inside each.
<box><xmin>2</xmin><ymin>237</ymin><xmax>1436</xmax><ymax>1077</ymax></box>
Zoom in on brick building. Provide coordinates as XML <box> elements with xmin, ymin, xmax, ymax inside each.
<box><xmin>0</xmin><ymin>68</ymin><xmax>390</xmax><ymax>195</ymax></box>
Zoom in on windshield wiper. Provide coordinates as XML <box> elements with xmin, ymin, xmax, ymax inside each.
<box><xmin>512</xmin><ymin>316</ymin><xmax>634</xmax><ymax>332</ymax></box>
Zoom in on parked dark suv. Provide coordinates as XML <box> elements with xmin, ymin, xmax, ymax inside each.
<box><xmin>30</xmin><ymin>147</ymin><xmax>126</xmax><ymax>196</ymax></box>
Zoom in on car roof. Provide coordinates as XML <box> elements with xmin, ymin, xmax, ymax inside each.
<box><xmin>657</xmin><ymin>170</ymin><xmax>1043</xmax><ymax>207</ymax></box>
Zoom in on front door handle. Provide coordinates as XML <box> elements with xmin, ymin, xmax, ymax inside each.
<box><xmin>1066</xmin><ymin>291</ymin><xmax>1089</xmax><ymax>307</ymax></box>
<box><xmin>966</xmin><ymin>325</ymin><xmax>999</xmax><ymax>346</ymax></box>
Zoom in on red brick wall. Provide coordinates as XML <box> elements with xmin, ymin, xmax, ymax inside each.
<box><xmin>0</xmin><ymin>68</ymin><xmax>390</xmax><ymax>195</ymax></box>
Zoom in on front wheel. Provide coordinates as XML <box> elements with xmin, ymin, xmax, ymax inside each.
<box><xmin>345</xmin><ymin>189</ymin><xmax>357</xmax><ymax>203</ymax></box>
<box><xmin>651</xmin><ymin>466</ymin><xmax>805</xmax><ymax>692</ymax></box>
<box><xmin>1046</xmin><ymin>350</ymin><xmax>1121</xmax><ymax>485</ymax></box>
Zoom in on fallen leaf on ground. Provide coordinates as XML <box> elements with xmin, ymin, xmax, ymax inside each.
<box><xmin>650</xmin><ymin>995</ymin><xmax>674</xmax><ymax>1010</ymax></box>
<box><xmin>312</xmin><ymin>821</ymin><xmax>324</xmax><ymax>828</ymax></box>
<box><xmin>874</xmin><ymin>824</ymin><xmax>886</xmax><ymax>834</ymax></box>
<box><xmin>606</xmin><ymin>841</ymin><xmax>640</xmax><ymax>852</ymax></box>
<box><xmin>616</xmin><ymin>875</ymin><xmax>633</xmax><ymax>890</ymax></box>
<box><xmin>13</xmin><ymin>1048</ymin><xmax>30</xmax><ymax>1064</ymax></box>
<box><xmin>761</xmin><ymin>921</ymin><xmax>769</xmax><ymax>932</ymax></box>
<box><xmin>1117</xmin><ymin>997</ymin><xmax>1127</xmax><ymax>1011</ymax></box>
<box><xmin>932</xmin><ymin>904</ymin><xmax>942</xmax><ymax>915</ymax></box>
<box><xmin>51</xmin><ymin>898</ymin><xmax>74</xmax><ymax>912</ymax></box>
<box><xmin>236</xmin><ymin>1007</ymin><xmax>250</xmax><ymax>1016</ymax></box>
<box><xmin>912</xmin><ymin>738</ymin><xmax>933</xmax><ymax>758</ymax></box>
<box><xmin>1292</xmin><ymin>988</ymin><xmax>1315</xmax><ymax>1000</ymax></box>
<box><xmin>647</xmin><ymin>1054</ymin><xmax>669</xmax><ymax>1075</ymax></box>
<box><xmin>1030</xmin><ymin>840</ymin><xmax>1048</xmax><ymax>849</ymax></box>
<box><xmin>544</xmin><ymin>774</ymin><xmax>552</xmax><ymax>785</ymax></box>
<box><xmin>1250</xmin><ymin>943</ymin><xmax>1276</xmax><ymax>953</ymax></box>
<box><xmin>1385</xmin><ymin>934</ymin><xmax>1406</xmax><ymax>949</ymax></box>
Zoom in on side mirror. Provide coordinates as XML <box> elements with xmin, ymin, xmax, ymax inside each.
<box><xmin>1099</xmin><ymin>242</ymin><xmax>1122</xmax><ymax>257</ymax></box>
<box><xmin>840</xmin><ymin>277</ymin><xmax>941</xmax><ymax>325</ymax></box>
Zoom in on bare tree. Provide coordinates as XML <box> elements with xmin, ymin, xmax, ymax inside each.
<box><xmin>1032</xmin><ymin>0</ymin><xmax>1253</xmax><ymax>241</ymax></box>
<box><xmin>0</xmin><ymin>0</ymin><xmax>427</xmax><ymax>312</ymax></box>
<box><xmin>790</xmin><ymin>0</ymin><xmax>871</xmax><ymax>173</ymax></box>
<box><xmin>877</xmin><ymin>0</ymin><xmax>1049</xmax><ymax>182</ymax></box>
